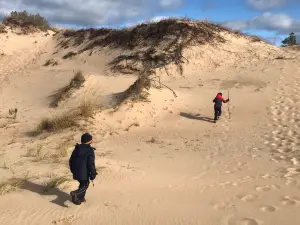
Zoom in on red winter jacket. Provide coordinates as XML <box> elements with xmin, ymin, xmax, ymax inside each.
<box><xmin>213</xmin><ymin>94</ymin><xmax>229</xmax><ymax>108</ymax></box>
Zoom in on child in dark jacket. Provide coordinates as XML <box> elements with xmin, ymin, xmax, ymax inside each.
<box><xmin>213</xmin><ymin>92</ymin><xmax>229</xmax><ymax>122</ymax></box>
<box><xmin>69</xmin><ymin>133</ymin><xmax>97</xmax><ymax>205</ymax></box>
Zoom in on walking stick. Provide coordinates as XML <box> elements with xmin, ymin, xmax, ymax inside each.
<box><xmin>228</xmin><ymin>89</ymin><xmax>231</xmax><ymax>119</ymax></box>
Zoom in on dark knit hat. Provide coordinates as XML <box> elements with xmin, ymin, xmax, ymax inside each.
<box><xmin>81</xmin><ymin>133</ymin><xmax>93</xmax><ymax>144</ymax></box>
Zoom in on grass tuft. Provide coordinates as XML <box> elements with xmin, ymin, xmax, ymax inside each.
<box><xmin>49</xmin><ymin>70</ymin><xmax>85</xmax><ymax>108</ymax></box>
<box><xmin>35</xmin><ymin>112</ymin><xmax>77</xmax><ymax>134</ymax></box>
<box><xmin>0</xmin><ymin>178</ymin><xmax>27</xmax><ymax>195</ymax></box>
<box><xmin>43</xmin><ymin>176</ymin><xmax>70</xmax><ymax>192</ymax></box>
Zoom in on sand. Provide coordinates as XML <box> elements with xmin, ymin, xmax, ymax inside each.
<box><xmin>0</xmin><ymin>24</ymin><xmax>300</xmax><ymax>225</ymax></box>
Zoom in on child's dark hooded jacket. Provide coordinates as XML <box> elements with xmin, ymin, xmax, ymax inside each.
<box><xmin>213</xmin><ymin>93</ymin><xmax>229</xmax><ymax>108</ymax></box>
<box><xmin>69</xmin><ymin>144</ymin><xmax>97</xmax><ymax>181</ymax></box>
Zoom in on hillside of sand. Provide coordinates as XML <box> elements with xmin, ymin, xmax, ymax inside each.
<box><xmin>0</xmin><ymin>19</ymin><xmax>300</xmax><ymax>225</ymax></box>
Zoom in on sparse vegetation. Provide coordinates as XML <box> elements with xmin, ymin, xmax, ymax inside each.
<box><xmin>62</xmin><ymin>51</ymin><xmax>77</xmax><ymax>59</ymax></box>
<box><xmin>43</xmin><ymin>59</ymin><xmax>58</xmax><ymax>66</ymax></box>
<box><xmin>52</xmin><ymin>139</ymin><xmax>73</xmax><ymax>163</ymax></box>
<box><xmin>0</xmin><ymin>24</ymin><xmax>7</xmax><ymax>33</ymax></box>
<box><xmin>60</xmin><ymin>18</ymin><xmax>255</xmax><ymax>106</ymax></box>
<box><xmin>49</xmin><ymin>70</ymin><xmax>85</xmax><ymax>108</ymax></box>
<box><xmin>79</xmin><ymin>100</ymin><xmax>96</xmax><ymax>118</ymax></box>
<box><xmin>250</xmin><ymin>35</ymin><xmax>263</xmax><ymax>43</ymax></box>
<box><xmin>124</xmin><ymin>122</ymin><xmax>140</xmax><ymax>131</ymax></box>
<box><xmin>146</xmin><ymin>137</ymin><xmax>159</xmax><ymax>144</ymax></box>
<box><xmin>2</xmin><ymin>11</ymin><xmax>50</xmax><ymax>33</ymax></box>
<box><xmin>108</xmin><ymin>75</ymin><xmax>152</xmax><ymax>107</ymax></box>
<box><xmin>1</xmin><ymin>160</ymin><xmax>15</xmax><ymax>173</ymax></box>
<box><xmin>9</xmin><ymin>108</ymin><xmax>18</xmax><ymax>119</ymax></box>
<box><xmin>25</xmin><ymin>144</ymin><xmax>49</xmax><ymax>161</ymax></box>
<box><xmin>0</xmin><ymin>178</ymin><xmax>26</xmax><ymax>195</ymax></box>
<box><xmin>43</xmin><ymin>176</ymin><xmax>70</xmax><ymax>192</ymax></box>
<box><xmin>35</xmin><ymin>112</ymin><xmax>77</xmax><ymax>134</ymax></box>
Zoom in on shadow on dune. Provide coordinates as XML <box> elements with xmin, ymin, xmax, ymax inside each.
<box><xmin>20</xmin><ymin>181</ymin><xmax>71</xmax><ymax>208</ymax></box>
<box><xmin>180</xmin><ymin>112</ymin><xmax>215</xmax><ymax>123</ymax></box>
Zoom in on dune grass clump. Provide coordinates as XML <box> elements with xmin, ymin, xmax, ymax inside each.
<box><xmin>25</xmin><ymin>144</ymin><xmax>49</xmax><ymax>161</ymax></box>
<box><xmin>62</xmin><ymin>51</ymin><xmax>77</xmax><ymax>59</ymax></box>
<box><xmin>43</xmin><ymin>176</ymin><xmax>70</xmax><ymax>193</ymax></box>
<box><xmin>36</xmin><ymin>112</ymin><xmax>77</xmax><ymax>134</ymax></box>
<box><xmin>43</xmin><ymin>59</ymin><xmax>58</xmax><ymax>66</ymax></box>
<box><xmin>110</xmin><ymin>75</ymin><xmax>151</xmax><ymax>106</ymax></box>
<box><xmin>0</xmin><ymin>24</ymin><xmax>7</xmax><ymax>33</ymax></box>
<box><xmin>49</xmin><ymin>70</ymin><xmax>85</xmax><ymax>108</ymax></box>
<box><xmin>0</xmin><ymin>178</ymin><xmax>26</xmax><ymax>195</ymax></box>
<box><xmin>79</xmin><ymin>100</ymin><xmax>96</xmax><ymax>118</ymax></box>
<box><xmin>2</xmin><ymin>11</ymin><xmax>50</xmax><ymax>33</ymax></box>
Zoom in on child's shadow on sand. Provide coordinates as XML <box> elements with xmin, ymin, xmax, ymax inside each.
<box><xmin>20</xmin><ymin>181</ymin><xmax>71</xmax><ymax>208</ymax></box>
<box><xmin>180</xmin><ymin>112</ymin><xmax>215</xmax><ymax>123</ymax></box>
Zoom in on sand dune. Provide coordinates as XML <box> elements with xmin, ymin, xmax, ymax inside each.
<box><xmin>0</xmin><ymin>20</ymin><xmax>300</xmax><ymax>225</ymax></box>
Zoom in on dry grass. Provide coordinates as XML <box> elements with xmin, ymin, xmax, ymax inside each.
<box><xmin>43</xmin><ymin>176</ymin><xmax>70</xmax><ymax>192</ymax></box>
<box><xmin>146</xmin><ymin>137</ymin><xmax>162</xmax><ymax>144</ymax></box>
<box><xmin>62</xmin><ymin>51</ymin><xmax>77</xmax><ymax>59</ymax></box>
<box><xmin>0</xmin><ymin>24</ymin><xmax>7</xmax><ymax>33</ymax></box>
<box><xmin>52</xmin><ymin>139</ymin><xmax>73</xmax><ymax>163</ymax></box>
<box><xmin>43</xmin><ymin>59</ymin><xmax>58</xmax><ymax>66</ymax></box>
<box><xmin>1</xmin><ymin>160</ymin><xmax>15</xmax><ymax>172</ymax></box>
<box><xmin>25</xmin><ymin>144</ymin><xmax>49</xmax><ymax>161</ymax></box>
<box><xmin>107</xmin><ymin>75</ymin><xmax>151</xmax><ymax>107</ymax></box>
<box><xmin>98</xmin><ymin>151</ymin><xmax>112</xmax><ymax>157</ymax></box>
<box><xmin>124</xmin><ymin>122</ymin><xmax>140</xmax><ymax>131</ymax></box>
<box><xmin>250</xmin><ymin>35</ymin><xmax>263</xmax><ymax>42</ymax></box>
<box><xmin>8</xmin><ymin>108</ymin><xmax>18</xmax><ymax>119</ymax></box>
<box><xmin>0</xmin><ymin>177</ymin><xmax>27</xmax><ymax>195</ymax></box>
<box><xmin>35</xmin><ymin>112</ymin><xmax>77</xmax><ymax>134</ymax></box>
<box><xmin>49</xmin><ymin>70</ymin><xmax>85</xmax><ymax>108</ymax></box>
<box><xmin>79</xmin><ymin>100</ymin><xmax>96</xmax><ymax>118</ymax></box>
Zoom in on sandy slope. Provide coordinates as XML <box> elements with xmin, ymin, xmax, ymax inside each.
<box><xmin>0</xmin><ymin>24</ymin><xmax>300</xmax><ymax>225</ymax></box>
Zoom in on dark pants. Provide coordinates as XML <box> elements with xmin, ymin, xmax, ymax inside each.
<box><xmin>76</xmin><ymin>180</ymin><xmax>90</xmax><ymax>201</ymax></box>
<box><xmin>214</xmin><ymin>107</ymin><xmax>222</xmax><ymax>121</ymax></box>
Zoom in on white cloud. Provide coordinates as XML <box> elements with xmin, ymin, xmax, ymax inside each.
<box><xmin>224</xmin><ymin>13</ymin><xmax>300</xmax><ymax>34</ymax></box>
<box><xmin>159</xmin><ymin>0</ymin><xmax>184</xmax><ymax>9</ymax></box>
<box><xmin>223</xmin><ymin>21</ymin><xmax>248</xmax><ymax>30</ymax></box>
<box><xmin>250</xmin><ymin>13</ymin><xmax>293</xmax><ymax>30</ymax></box>
<box><xmin>247</xmin><ymin>0</ymin><xmax>286</xmax><ymax>10</ymax></box>
<box><xmin>0</xmin><ymin>0</ymin><xmax>182</xmax><ymax>26</ymax></box>
<box><xmin>150</xmin><ymin>16</ymin><xmax>169</xmax><ymax>22</ymax></box>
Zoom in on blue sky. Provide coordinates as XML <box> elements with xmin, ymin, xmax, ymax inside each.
<box><xmin>1</xmin><ymin>0</ymin><xmax>299</xmax><ymax>45</ymax></box>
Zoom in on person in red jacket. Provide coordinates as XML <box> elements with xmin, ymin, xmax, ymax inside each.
<box><xmin>213</xmin><ymin>92</ymin><xmax>229</xmax><ymax>122</ymax></box>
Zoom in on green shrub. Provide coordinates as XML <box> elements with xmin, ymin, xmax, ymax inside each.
<box><xmin>2</xmin><ymin>11</ymin><xmax>50</xmax><ymax>31</ymax></box>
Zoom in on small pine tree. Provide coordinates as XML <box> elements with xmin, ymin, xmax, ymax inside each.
<box><xmin>281</xmin><ymin>32</ymin><xmax>297</xmax><ymax>47</ymax></box>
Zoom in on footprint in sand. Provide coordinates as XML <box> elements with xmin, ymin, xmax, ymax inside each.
<box><xmin>213</xmin><ymin>202</ymin><xmax>230</xmax><ymax>210</ymax></box>
<box><xmin>259</xmin><ymin>205</ymin><xmax>277</xmax><ymax>212</ymax></box>
<box><xmin>52</xmin><ymin>215</ymin><xmax>76</xmax><ymax>224</ymax></box>
<box><xmin>285</xmin><ymin>178</ymin><xmax>297</xmax><ymax>187</ymax></box>
<box><xmin>280</xmin><ymin>196</ymin><xmax>299</xmax><ymax>206</ymax></box>
<box><xmin>237</xmin><ymin>194</ymin><xmax>258</xmax><ymax>202</ymax></box>
<box><xmin>255</xmin><ymin>186</ymin><xmax>271</xmax><ymax>192</ymax></box>
<box><xmin>225</xmin><ymin>215</ymin><xmax>261</xmax><ymax>225</ymax></box>
<box><xmin>260</xmin><ymin>174</ymin><xmax>275</xmax><ymax>179</ymax></box>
